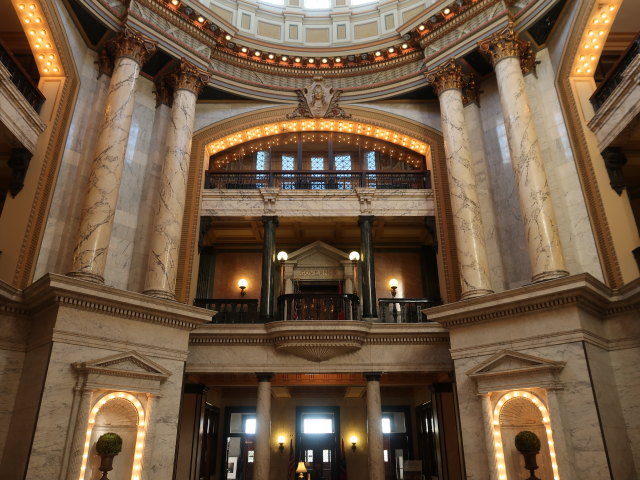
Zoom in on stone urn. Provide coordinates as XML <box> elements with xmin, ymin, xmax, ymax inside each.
<box><xmin>95</xmin><ymin>432</ymin><xmax>123</xmax><ymax>480</ymax></box>
<box><xmin>514</xmin><ymin>431</ymin><xmax>541</xmax><ymax>480</ymax></box>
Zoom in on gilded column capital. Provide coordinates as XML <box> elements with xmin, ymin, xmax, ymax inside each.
<box><xmin>154</xmin><ymin>77</ymin><xmax>173</xmax><ymax>108</ymax></box>
<box><xmin>110</xmin><ymin>26</ymin><xmax>157</xmax><ymax>66</ymax></box>
<box><xmin>479</xmin><ymin>23</ymin><xmax>521</xmax><ymax>65</ymax></box>
<box><xmin>462</xmin><ymin>75</ymin><xmax>480</xmax><ymax>107</ymax></box>
<box><xmin>96</xmin><ymin>47</ymin><xmax>114</xmax><ymax>78</ymax></box>
<box><xmin>425</xmin><ymin>59</ymin><xmax>464</xmax><ymax>96</ymax></box>
<box><xmin>169</xmin><ymin>59</ymin><xmax>211</xmax><ymax>95</ymax></box>
<box><xmin>519</xmin><ymin>42</ymin><xmax>538</xmax><ymax>76</ymax></box>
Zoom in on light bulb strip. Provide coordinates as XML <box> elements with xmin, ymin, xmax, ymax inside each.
<box><xmin>573</xmin><ymin>2</ymin><xmax>619</xmax><ymax>77</ymax></box>
<box><xmin>78</xmin><ymin>391</ymin><xmax>147</xmax><ymax>480</ymax></box>
<box><xmin>13</xmin><ymin>1</ymin><xmax>62</xmax><ymax>76</ymax></box>
<box><xmin>492</xmin><ymin>390</ymin><xmax>560</xmax><ymax>480</ymax></box>
<box><xmin>207</xmin><ymin>120</ymin><xmax>429</xmax><ymax>157</ymax></box>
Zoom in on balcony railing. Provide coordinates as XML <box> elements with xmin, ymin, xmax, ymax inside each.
<box><xmin>0</xmin><ymin>39</ymin><xmax>45</xmax><ymax>112</ymax></box>
<box><xmin>378</xmin><ymin>298</ymin><xmax>441</xmax><ymax>323</ymax></box>
<box><xmin>590</xmin><ymin>33</ymin><xmax>640</xmax><ymax>111</ymax></box>
<box><xmin>277</xmin><ymin>294</ymin><xmax>360</xmax><ymax>321</ymax></box>
<box><xmin>205</xmin><ymin>170</ymin><xmax>431</xmax><ymax>190</ymax></box>
<box><xmin>194</xmin><ymin>298</ymin><xmax>260</xmax><ymax>323</ymax></box>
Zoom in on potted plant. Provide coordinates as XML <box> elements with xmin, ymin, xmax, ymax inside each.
<box><xmin>514</xmin><ymin>430</ymin><xmax>541</xmax><ymax>480</ymax></box>
<box><xmin>95</xmin><ymin>432</ymin><xmax>123</xmax><ymax>480</ymax></box>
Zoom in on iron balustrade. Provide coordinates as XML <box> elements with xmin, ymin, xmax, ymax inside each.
<box><xmin>205</xmin><ymin>170</ymin><xmax>431</xmax><ymax>190</ymax></box>
<box><xmin>590</xmin><ymin>33</ymin><xmax>640</xmax><ymax>111</ymax></box>
<box><xmin>277</xmin><ymin>293</ymin><xmax>360</xmax><ymax>321</ymax></box>
<box><xmin>194</xmin><ymin>298</ymin><xmax>260</xmax><ymax>324</ymax></box>
<box><xmin>378</xmin><ymin>298</ymin><xmax>441</xmax><ymax>323</ymax></box>
<box><xmin>0</xmin><ymin>39</ymin><xmax>45</xmax><ymax>112</ymax></box>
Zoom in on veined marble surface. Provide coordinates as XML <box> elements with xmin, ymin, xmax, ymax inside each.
<box><xmin>439</xmin><ymin>88</ymin><xmax>492</xmax><ymax>298</ymax></box>
<box><xmin>494</xmin><ymin>55</ymin><xmax>567</xmax><ymax>281</ymax></box>
<box><xmin>69</xmin><ymin>55</ymin><xmax>143</xmax><ymax>280</ymax></box>
<box><xmin>144</xmin><ymin>89</ymin><xmax>198</xmax><ymax>297</ymax></box>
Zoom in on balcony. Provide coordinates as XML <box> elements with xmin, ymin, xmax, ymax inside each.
<box><xmin>194</xmin><ymin>295</ymin><xmax>438</xmax><ymax>324</ymax></box>
<box><xmin>204</xmin><ymin>170</ymin><xmax>431</xmax><ymax>191</ymax></box>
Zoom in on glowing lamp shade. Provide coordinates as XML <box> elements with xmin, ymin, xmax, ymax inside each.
<box><xmin>277</xmin><ymin>435</ymin><xmax>286</xmax><ymax>445</ymax></box>
<box><xmin>277</xmin><ymin>251</ymin><xmax>288</xmax><ymax>261</ymax></box>
<box><xmin>389</xmin><ymin>278</ymin><xmax>399</xmax><ymax>289</ymax></box>
<box><xmin>349</xmin><ymin>251</ymin><xmax>360</xmax><ymax>262</ymax></box>
<box><xmin>238</xmin><ymin>279</ymin><xmax>248</xmax><ymax>289</ymax></box>
<box><xmin>296</xmin><ymin>461</ymin><xmax>308</xmax><ymax>473</ymax></box>
<box><xmin>350</xmin><ymin>435</ymin><xmax>357</xmax><ymax>445</ymax></box>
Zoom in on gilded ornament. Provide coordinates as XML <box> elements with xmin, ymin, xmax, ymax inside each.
<box><xmin>287</xmin><ymin>78</ymin><xmax>351</xmax><ymax>119</ymax></box>
<box><xmin>425</xmin><ymin>59</ymin><xmax>463</xmax><ymax>96</ymax></box>
<box><xmin>170</xmin><ymin>59</ymin><xmax>211</xmax><ymax>95</ymax></box>
<box><xmin>154</xmin><ymin>77</ymin><xmax>173</xmax><ymax>108</ymax></box>
<box><xmin>462</xmin><ymin>75</ymin><xmax>480</xmax><ymax>106</ymax></box>
<box><xmin>478</xmin><ymin>23</ymin><xmax>521</xmax><ymax>65</ymax></box>
<box><xmin>96</xmin><ymin>47</ymin><xmax>114</xmax><ymax>78</ymax></box>
<box><xmin>110</xmin><ymin>26</ymin><xmax>157</xmax><ymax>66</ymax></box>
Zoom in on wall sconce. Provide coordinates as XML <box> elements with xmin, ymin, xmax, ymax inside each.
<box><xmin>296</xmin><ymin>461</ymin><xmax>307</xmax><ymax>478</ymax></box>
<box><xmin>238</xmin><ymin>278</ymin><xmax>248</xmax><ymax>296</ymax></box>
<box><xmin>349</xmin><ymin>251</ymin><xmax>360</xmax><ymax>296</ymax></box>
<box><xmin>389</xmin><ymin>278</ymin><xmax>399</xmax><ymax>297</ymax></box>
<box><xmin>277</xmin><ymin>435</ymin><xmax>285</xmax><ymax>452</ymax></box>
<box><xmin>277</xmin><ymin>251</ymin><xmax>288</xmax><ymax>294</ymax></box>
<box><xmin>350</xmin><ymin>435</ymin><xmax>358</xmax><ymax>451</ymax></box>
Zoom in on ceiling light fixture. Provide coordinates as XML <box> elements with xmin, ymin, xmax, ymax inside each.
<box><xmin>401</xmin><ymin>43</ymin><xmax>408</xmax><ymax>49</ymax></box>
<box><xmin>388</xmin><ymin>47</ymin><xmax>395</xmax><ymax>53</ymax></box>
<box><xmin>335</xmin><ymin>57</ymin><xmax>341</xmax><ymax>62</ymax></box>
<box><xmin>443</xmin><ymin>8</ymin><xmax>451</xmax><ymax>14</ymax></box>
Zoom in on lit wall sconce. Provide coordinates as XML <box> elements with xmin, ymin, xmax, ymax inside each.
<box><xmin>277</xmin><ymin>435</ymin><xmax>285</xmax><ymax>452</ymax></box>
<box><xmin>349</xmin><ymin>251</ymin><xmax>360</xmax><ymax>296</ymax></box>
<box><xmin>389</xmin><ymin>278</ymin><xmax>399</xmax><ymax>297</ymax></box>
<box><xmin>277</xmin><ymin>251</ymin><xmax>288</xmax><ymax>294</ymax></box>
<box><xmin>350</xmin><ymin>435</ymin><xmax>358</xmax><ymax>451</ymax></box>
<box><xmin>277</xmin><ymin>251</ymin><xmax>288</xmax><ymax>262</ymax></box>
<box><xmin>296</xmin><ymin>461</ymin><xmax>307</xmax><ymax>478</ymax></box>
<box><xmin>238</xmin><ymin>278</ymin><xmax>248</xmax><ymax>296</ymax></box>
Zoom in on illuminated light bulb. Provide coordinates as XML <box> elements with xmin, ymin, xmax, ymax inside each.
<box><xmin>593</xmin><ymin>19</ymin><xmax>599</xmax><ymax>24</ymax></box>
<box><xmin>38</xmin><ymin>54</ymin><xmax>44</xmax><ymax>59</ymax></box>
<box><xmin>53</xmin><ymin>67</ymin><xmax>59</xmax><ymax>72</ymax></box>
<box><xmin>40</xmin><ymin>29</ymin><xmax>45</xmax><ymax>35</ymax></box>
<box><xmin>35</xmin><ymin>17</ymin><xmax>41</xmax><ymax>22</ymax></box>
<box><xmin>241</xmin><ymin>47</ymin><xmax>248</xmax><ymax>53</ymax></box>
<box><xmin>46</xmin><ymin>61</ymin><xmax>51</xmax><ymax>66</ymax></box>
<box><xmin>609</xmin><ymin>5</ymin><xmax>615</xmax><ymax>10</ymax></box>
<box><xmin>443</xmin><ymin>8</ymin><xmax>451</xmax><ymax>14</ymax></box>
<box><xmin>171</xmin><ymin>0</ymin><xmax>179</xmax><ymax>4</ymax></box>
<box><xmin>599</xmin><ymin>30</ymin><xmax>605</xmax><ymax>35</ymax></box>
<box><xmin>590</xmin><ymin>56</ymin><xmax>595</xmax><ymax>60</ymax></box>
<box><xmin>29</xmin><ymin>3</ymin><xmax>35</xmax><ymax>9</ymax></box>
<box><xmin>401</xmin><ymin>43</ymin><xmax>408</xmax><ymax>49</ymax></box>
<box><xmin>418</xmin><ymin>24</ymin><xmax>425</xmax><ymax>31</ymax></box>
<box><xmin>308</xmin><ymin>58</ymin><xmax>314</xmax><ymax>63</ymax></box>
<box><xmin>604</xmin><ymin>19</ymin><xmax>609</xmax><ymax>23</ymax></box>
<box><xmin>295</xmin><ymin>57</ymin><xmax>301</xmax><ymax>62</ymax></box>
<box><xmin>584</xmin><ymin>43</ymin><xmax>589</xmax><ymax>48</ymax></box>
<box><xmin>583</xmin><ymin>62</ymin><xmax>588</xmax><ymax>67</ymax></box>
<box><xmin>388</xmin><ymin>47</ymin><xmax>395</xmax><ymax>53</ymax></box>
<box><xmin>601</xmin><ymin>12</ymin><xmax>607</xmax><ymax>18</ymax></box>
<box><xmin>322</xmin><ymin>58</ymin><xmax>328</xmax><ymax>63</ymax></box>
<box><xmin>268</xmin><ymin>54</ymin><xmax>274</xmax><ymax>59</ymax></box>
<box><xmin>197</xmin><ymin>16</ymin><xmax>205</xmax><ymax>22</ymax></box>
<box><xmin>335</xmin><ymin>57</ymin><xmax>341</xmax><ymax>62</ymax></box>
<box><xmin>28</xmin><ymin>11</ymin><xmax>33</xmax><ymax>16</ymax></box>
<box><xmin>588</xmin><ymin>31</ymin><xmax>594</xmax><ymax>36</ymax></box>
<box><xmin>45</xmin><ymin>43</ymin><xmax>51</xmax><ymax>48</ymax></box>
<box><xmin>580</xmin><ymin>55</ymin><xmax>585</xmax><ymax>60</ymax></box>
<box><xmin>254</xmin><ymin>51</ymin><xmax>261</xmax><ymax>56</ymax></box>
<box><xmin>281</xmin><ymin>56</ymin><xmax>288</xmax><ymax>61</ymax></box>
<box><xmin>19</xmin><ymin>4</ymin><xmax>25</xmax><ymax>10</ymax></box>
<box><xmin>594</xmin><ymin>45</ymin><xmax>599</xmax><ymax>49</ymax></box>
<box><xmin>375</xmin><ymin>51</ymin><xmax>381</xmax><ymax>56</ymax></box>
<box><xmin>24</xmin><ymin>18</ymin><xmax>30</xmax><ymax>23</ymax></box>
<box><xmin>29</xmin><ymin>30</ymin><xmax>34</xmax><ymax>35</ymax></box>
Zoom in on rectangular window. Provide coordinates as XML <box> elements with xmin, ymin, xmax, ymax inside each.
<box><xmin>305</xmin><ymin>450</ymin><xmax>314</xmax><ymax>463</ymax></box>
<box><xmin>323</xmin><ymin>449</ymin><xmax>331</xmax><ymax>463</ymax></box>
<box><xmin>382</xmin><ymin>417</ymin><xmax>391</xmax><ymax>434</ymax></box>
<box><xmin>281</xmin><ymin>155</ymin><xmax>295</xmax><ymax>189</ymax></box>
<box><xmin>366</xmin><ymin>151</ymin><xmax>377</xmax><ymax>188</ymax></box>
<box><xmin>303</xmin><ymin>417</ymin><xmax>333</xmax><ymax>434</ymax></box>
<box><xmin>311</xmin><ymin>156</ymin><xmax>325</xmax><ymax>189</ymax></box>
<box><xmin>384</xmin><ymin>450</ymin><xmax>389</xmax><ymax>462</ymax></box>
<box><xmin>335</xmin><ymin>154</ymin><xmax>352</xmax><ymax>189</ymax></box>
<box><xmin>248</xmin><ymin>450</ymin><xmax>255</xmax><ymax>463</ymax></box>
<box><xmin>282</xmin><ymin>155</ymin><xmax>294</xmax><ymax>170</ymax></box>
<box><xmin>256</xmin><ymin>151</ymin><xmax>267</xmax><ymax>187</ymax></box>
<box><xmin>304</xmin><ymin>0</ymin><xmax>330</xmax><ymax>8</ymax></box>
<box><xmin>244</xmin><ymin>417</ymin><xmax>256</xmax><ymax>434</ymax></box>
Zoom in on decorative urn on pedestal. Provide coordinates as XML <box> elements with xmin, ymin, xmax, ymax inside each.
<box><xmin>95</xmin><ymin>432</ymin><xmax>123</xmax><ymax>480</ymax></box>
<box><xmin>514</xmin><ymin>430</ymin><xmax>541</xmax><ymax>480</ymax></box>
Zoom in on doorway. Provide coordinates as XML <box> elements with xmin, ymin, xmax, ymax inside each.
<box><xmin>220</xmin><ymin>407</ymin><xmax>256</xmax><ymax>480</ymax></box>
<box><xmin>296</xmin><ymin>407</ymin><xmax>340</xmax><ymax>480</ymax></box>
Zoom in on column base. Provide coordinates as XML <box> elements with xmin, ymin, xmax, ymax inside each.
<box><xmin>66</xmin><ymin>271</ymin><xmax>104</xmax><ymax>284</ymax></box>
<box><xmin>362</xmin><ymin>316</ymin><xmax>380</xmax><ymax>323</ymax></box>
<box><xmin>142</xmin><ymin>289</ymin><xmax>177</xmax><ymax>301</ymax></box>
<box><xmin>531</xmin><ymin>270</ymin><xmax>569</xmax><ymax>283</ymax></box>
<box><xmin>460</xmin><ymin>288</ymin><xmax>494</xmax><ymax>300</ymax></box>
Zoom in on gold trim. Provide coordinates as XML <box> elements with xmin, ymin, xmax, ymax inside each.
<box><xmin>176</xmin><ymin>105</ymin><xmax>460</xmax><ymax>303</ymax></box>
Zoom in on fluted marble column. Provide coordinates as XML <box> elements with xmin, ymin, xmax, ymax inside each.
<box><xmin>365</xmin><ymin>372</ymin><xmax>384</xmax><ymax>480</ymax></box>
<box><xmin>68</xmin><ymin>28</ymin><xmax>156</xmax><ymax>282</ymax></box>
<box><xmin>143</xmin><ymin>60</ymin><xmax>209</xmax><ymax>299</ymax></box>
<box><xmin>426</xmin><ymin>60</ymin><xmax>493</xmax><ymax>298</ymax></box>
<box><xmin>480</xmin><ymin>25</ymin><xmax>568</xmax><ymax>282</ymax></box>
<box><xmin>254</xmin><ymin>373</ymin><xmax>273</xmax><ymax>480</ymax></box>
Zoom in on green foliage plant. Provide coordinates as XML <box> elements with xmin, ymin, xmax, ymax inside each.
<box><xmin>514</xmin><ymin>431</ymin><xmax>541</xmax><ymax>453</ymax></box>
<box><xmin>96</xmin><ymin>432</ymin><xmax>123</xmax><ymax>456</ymax></box>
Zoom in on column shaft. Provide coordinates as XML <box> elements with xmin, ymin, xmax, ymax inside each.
<box><xmin>427</xmin><ymin>61</ymin><xmax>493</xmax><ymax>298</ymax></box>
<box><xmin>69</xmin><ymin>29</ymin><xmax>155</xmax><ymax>282</ymax></box>
<box><xmin>359</xmin><ymin>216</ymin><xmax>377</xmax><ymax>318</ymax></box>
<box><xmin>365</xmin><ymin>373</ymin><xmax>384</xmax><ymax>480</ymax></box>
<box><xmin>144</xmin><ymin>61</ymin><xmax>208</xmax><ymax>298</ymax></box>
<box><xmin>482</xmin><ymin>27</ymin><xmax>568</xmax><ymax>282</ymax></box>
<box><xmin>260</xmin><ymin>216</ymin><xmax>278</xmax><ymax>320</ymax></box>
<box><xmin>254</xmin><ymin>373</ymin><xmax>272</xmax><ymax>480</ymax></box>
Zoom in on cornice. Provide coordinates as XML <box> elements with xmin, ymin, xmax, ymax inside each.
<box><xmin>426</xmin><ymin>273</ymin><xmax>639</xmax><ymax>329</ymax></box>
<box><xmin>21</xmin><ymin>273</ymin><xmax>212</xmax><ymax>330</ymax></box>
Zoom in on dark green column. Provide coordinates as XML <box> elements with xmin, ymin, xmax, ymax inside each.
<box><xmin>359</xmin><ymin>215</ymin><xmax>377</xmax><ymax>319</ymax></box>
<box><xmin>260</xmin><ymin>216</ymin><xmax>278</xmax><ymax>321</ymax></box>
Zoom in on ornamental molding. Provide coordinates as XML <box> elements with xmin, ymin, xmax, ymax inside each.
<box><xmin>109</xmin><ymin>25</ymin><xmax>157</xmax><ymax>65</ymax></box>
<box><xmin>287</xmin><ymin>78</ymin><xmax>351</xmax><ymax>119</ymax></box>
<box><xmin>425</xmin><ymin>59</ymin><xmax>464</xmax><ymax>96</ymax></box>
<box><xmin>169</xmin><ymin>59</ymin><xmax>211</xmax><ymax>94</ymax></box>
<box><xmin>73</xmin><ymin>350</ymin><xmax>172</xmax><ymax>382</ymax></box>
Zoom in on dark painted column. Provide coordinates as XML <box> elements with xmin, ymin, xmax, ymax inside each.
<box><xmin>359</xmin><ymin>215</ymin><xmax>377</xmax><ymax>319</ymax></box>
<box><xmin>260</xmin><ymin>216</ymin><xmax>278</xmax><ymax>321</ymax></box>
<box><xmin>422</xmin><ymin>216</ymin><xmax>442</xmax><ymax>303</ymax></box>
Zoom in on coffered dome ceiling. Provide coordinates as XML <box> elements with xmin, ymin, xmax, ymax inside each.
<box><xmin>68</xmin><ymin>0</ymin><xmax>568</xmax><ymax>101</ymax></box>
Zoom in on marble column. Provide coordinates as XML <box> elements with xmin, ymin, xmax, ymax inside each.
<box><xmin>68</xmin><ymin>28</ymin><xmax>156</xmax><ymax>283</ymax></box>
<box><xmin>143</xmin><ymin>60</ymin><xmax>209</xmax><ymax>299</ymax></box>
<box><xmin>260</xmin><ymin>216</ymin><xmax>278</xmax><ymax>321</ymax></box>
<box><xmin>480</xmin><ymin>25</ymin><xmax>568</xmax><ymax>282</ymax></box>
<box><xmin>359</xmin><ymin>216</ymin><xmax>378</xmax><ymax>318</ymax></box>
<box><xmin>254</xmin><ymin>373</ymin><xmax>273</xmax><ymax>480</ymax></box>
<box><xmin>426</xmin><ymin>60</ymin><xmax>493</xmax><ymax>299</ymax></box>
<box><xmin>365</xmin><ymin>372</ymin><xmax>384</xmax><ymax>480</ymax></box>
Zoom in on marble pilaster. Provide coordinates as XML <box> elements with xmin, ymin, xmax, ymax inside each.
<box><xmin>254</xmin><ymin>373</ymin><xmax>273</xmax><ymax>480</ymax></box>
<box><xmin>68</xmin><ymin>28</ymin><xmax>156</xmax><ymax>283</ymax></box>
<box><xmin>426</xmin><ymin>61</ymin><xmax>493</xmax><ymax>298</ymax></box>
<box><xmin>359</xmin><ymin>216</ymin><xmax>377</xmax><ymax>318</ymax></box>
<box><xmin>365</xmin><ymin>372</ymin><xmax>384</xmax><ymax>480</ymax></box>
<box><xmin>143</xmin><ymin>60</ymin><xmax>209</xmax><ymax>299</ymax></box>
<box><xmin>65</xmin><ymin>387</ymin><xmax>93</xmax><ymax>480</ymax></box>
<box><xmin>480</xmin><ymin>26</ymin><xmax>568</xmax><ymax>283</ymax></box>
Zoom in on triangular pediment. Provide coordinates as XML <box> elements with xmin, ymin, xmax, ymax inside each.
<box><xmin>466</xmin><ymin>350</ymin><xmax>565</xmax><ymax>379</ymax></box>
<box><xmin>288</xmin><ymin>241</ymin><xmax>350</xmax><ymax>265</ymax></box>
<box><xmin>73</xmin><ymin>351</ymin><xmax>171</xmax><ymax>380</ymax></box>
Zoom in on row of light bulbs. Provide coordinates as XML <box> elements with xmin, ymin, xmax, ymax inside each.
<box><xmin>15</xmin><ymin>1</ymin><xmax>61</xmax><ymax>75</ymax></box>
<box><xmin>574</xmin><ymin>4</ymin><xmax>617</xmax><ymax>75</ymax></box>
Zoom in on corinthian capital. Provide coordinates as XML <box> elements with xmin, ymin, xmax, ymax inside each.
<box><xmin>110</xmin><ymin>26</ymin><xmax>157</xmax><ymax>66</ymax></box>
<box><xmin>170</xmin><ymin>59</ymin><xmax>211</xmax><ymax>95</ymax></box>
<box><xmin>425</xmin><ymin>59</ymin><xmax>464</xmax><ymax>96</ymax></box>
<box><xmin>478</xmin><ymin>23</ymin><xmax>521</xmax><ymax>65</ymax></box>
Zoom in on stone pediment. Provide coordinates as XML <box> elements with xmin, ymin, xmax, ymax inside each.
<box><xmin>466</xmin><ymin>350</ymin><xmax>565</xmax><ymax>379</ymax></box>
<box><xmin>73</xmin><ymin>351</ymin><xmax>171</xmax><ymax>381</ymax></box>
<box><xmin>288</xmin><ymin>241</ymin><xmax>350</xmax><ymax>264</ymax></box>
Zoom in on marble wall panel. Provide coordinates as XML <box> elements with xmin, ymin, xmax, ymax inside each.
<box><xmin>194</xmin><ymin>102</ymin><xmax>275</xmax><ymax>133</ymax></box>
<box><xmin>358</xmin><ymin>101</ymin><xmax>443</xmax><ymax>132</ymax></box>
